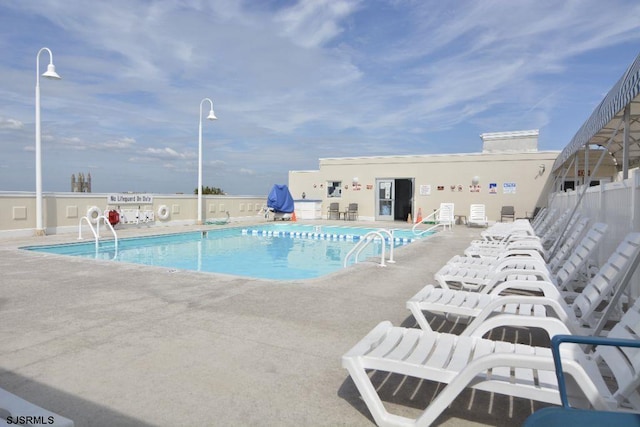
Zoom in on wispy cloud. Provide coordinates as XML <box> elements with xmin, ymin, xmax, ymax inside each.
<box><xmin>0</xmin><ymin>118</ymin><xmax>23</xmax><ymax>130</ymax></box>
<box><xmin>0</xmin><ymin>0</ymin><xmax>639</xmax><ymax>193</ymax></box>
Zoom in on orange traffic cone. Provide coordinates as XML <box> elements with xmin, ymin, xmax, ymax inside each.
<box><xmin>416</xmin><ymin>208</ymin><xmax>423</xmax><ymax>223</ymax></box>
<box><xmin>291</xmin><ymin>211</ymin><xmax>297</xmax><ymax>222</ymax></box>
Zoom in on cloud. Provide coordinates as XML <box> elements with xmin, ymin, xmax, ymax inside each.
<box><xmin>276</xmin><ymin>0</ymin><xmax>361</xmax><ymax>48</ymax></box>
<box><xmin>143</xmin><ymin>147</ymin><xmax>194</xmax><ymax>161</ymax></box>
<box><xmin>1</xmin><ymin>0</ymin><xmax>640</xmax><ymax>194</ymax></box>
<box><xmin>102</xmin><ymin>137</ymin><xmax>136</xmax><ymax>150</ymax></box>
<box><xmin>0</xmin><ymin>118</ymin><xmax>23</xmax><ymax>130</ymax></box>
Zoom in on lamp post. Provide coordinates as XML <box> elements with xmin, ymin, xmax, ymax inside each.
<box><xmin>35</xmin><ymin>47</ymin><xmax>61</xmax><ymax>236</ymax></box>
<box><xmin>197</xmin><ymin>98</ymin><xmax>217</xmax><ymax>224</ymax></box>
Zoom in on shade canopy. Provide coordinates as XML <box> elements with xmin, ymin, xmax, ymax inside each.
<box><xmin>553</xmin><ymin>53</ymin><xmax>640</xmax><ymax>173</ymax></box>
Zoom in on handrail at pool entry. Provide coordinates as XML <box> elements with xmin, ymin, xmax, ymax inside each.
<box><xmin>344</xmin><ymin>229</ymin><xmax>395</xmax><ymax>268</ymax></box>
<box><xmin>78</xmin><ymin>215</ymin><xmax>97</xmax><ymax>241</ymax></box>
<box><xmin>78</xmin><ymin>215</ymin><xmax>119</xmax><ymax>258</ymax></box>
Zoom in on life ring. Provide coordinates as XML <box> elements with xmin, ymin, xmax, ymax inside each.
<box><xmin>86</xmin><ymin>206</ymin><xmax>101</xmax><ymax>224</ymax></box>
<box><xmin>157</xmin><ymin>205</ymin><xmax>170</xmax><ymax>220</ymax></box>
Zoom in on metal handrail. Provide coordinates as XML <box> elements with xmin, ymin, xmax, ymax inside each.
<box><xmin>96</xmin><ymin>215</ymin><xmax>118</xmax><ymax>255</ymax></box>
<box><xmin>412</xmin><ymin>208</ymin><xmax>451</xmax><ymax>235</ymax></box>
<box><xmin>344</xmin><ymin>229</ymin><xmax>395</xmax><ymax>267</ymax></box>
<box><xmin>78</xmin><ymin>216</ymin><xmax>97</xmax><ymax>241</ymax></box>
<box><xmin>79</xmin><ymin>215</ymin><xmax>118</xmax><ymax>259</ymax></box>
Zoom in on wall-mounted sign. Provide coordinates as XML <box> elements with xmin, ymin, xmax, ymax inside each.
<box><xmin>469</xmin><ymin>185</ymin><xmax>481</xmax><ymax>193</ymax></box>
<box><xmin>437</xmin><ymin>185</ymin><xmax>444</xmax><ymax>191</ymax></box>
<box><xmin>419</xmin><ymin>185</ymin><xmax>431</xmax><ymax>196</ymax></box>
<box><xmin>503</xmin><ymin>182</ymin><xmax>517</xmax><ymax>194</ymax></box>
<box><xmin>107</xmin><ymin>193</ymin><xmax>154</xmax><ymax>204</ymax></box>
<box><xmin>489</xmin><ymin>183</ymin><xmax>497</xmax><ymax>194</ymax></box>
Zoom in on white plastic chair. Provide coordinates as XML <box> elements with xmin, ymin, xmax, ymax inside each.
<box><xmin>433</xmin><ymin>223</ymin><xmax>608</xmax><ymax>292</ymax></box>
<box><xmin>467</xmin><ymin>204</ymin><xmax>488</xmax><ymax>227</ymax></box>
<box><xmin>342</xmin><ymin>297</ymin><xmax>640</xmax><ymax>427</ymax></box>
<box><xmin>407</xmin><ymin>231</ymin><xmax>640</xmax><ymax>335</ymax></box>
<box><xmin>451</xmin><ymin>218</ymin><xmax>590</xmax><ymax>275</ymax></box>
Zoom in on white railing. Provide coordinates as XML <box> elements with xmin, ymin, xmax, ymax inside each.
<box><xmin>344</xmin><ymin>229</ymin><xmax>395</xmax><ymax>267</ymax></box>
<box><xmin>412</xmin><ymin>204</ymin><xmax>454</xmax><ymax>235</ymax></box>
<box><xmin>548</xmin><ymin>169</ymin><xmax>640</xmax><ymax>297</ymax></box>
<box><xmin>78</xmin><ymin>215</ymin><xmax>118</xmax><ymax>258</ymax></box>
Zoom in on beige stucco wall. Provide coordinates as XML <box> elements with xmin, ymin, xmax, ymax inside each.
<box><xmin>0</xmin><ymin>192</ymin><xmax>266</xmax><ymax>237</ymax></box>
<box><xmin>289</xmin><ymin>151</ymin><xmax>565</xmax><ymax>222</ymax></box>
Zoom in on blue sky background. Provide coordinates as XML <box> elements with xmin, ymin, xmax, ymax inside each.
<box><xmin>1</xmin><ymin>0</ymin><xmax>639</xmax><ymax>195</ymax></box>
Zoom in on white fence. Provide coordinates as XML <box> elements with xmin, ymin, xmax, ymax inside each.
<box><xmin>548</xmin><ymin>169</ymin><xmax>640</xmax><ymax>296</ymax></box>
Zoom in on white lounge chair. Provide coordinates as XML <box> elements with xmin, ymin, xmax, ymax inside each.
<box><xmin>463</xmin><ymin>217</ymin><xmax>590</xmax><ymax>271</ymax></box>
<box><xmin>342</xmin><ymin>297</ymin><xmax>640</xmax><ymax>427</ymax></box>
<box><xmin>0</xmin><ymin>387</ymin><xmax>74</xmax><ymax>426</ymax></box>
<box><xmin>433</xmin><ymin>223</ymin><xmax>607</xmax><ymax>292</ymax></box>
<box><xmin>467</xmin><ymin>204</ymin><xmax>488</xmax><ymax>227</ymax></box>
<box><xmin>450</xmin><ymin>218</ymin><xmax>590</xmax><ymax>273</ymax></box>
<box><xmin>407</xmin><ymin>231</ymin><xmax>640</xmax><ymax>335</ymax></box>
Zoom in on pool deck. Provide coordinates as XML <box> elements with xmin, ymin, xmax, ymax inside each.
<box><xmin>0</xmin><ymin>220</ymin><xmax>547</xmax><ymax>426</ymax></box>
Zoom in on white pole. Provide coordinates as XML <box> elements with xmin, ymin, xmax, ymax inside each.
<box><xmin>197</xmin><ymin>98</ymin><xmax>216</xmax><ymax>225</ymax></box>
<box><xmin>35</xmin><ymin>47</ymin><xmax>60</xmax><ymax>236</ymax></box>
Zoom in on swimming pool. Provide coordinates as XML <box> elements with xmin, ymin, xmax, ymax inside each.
<box><xmin>22</xmin><ymin>224</ymin><xmax>430</xmax><ymax>280</ymax></box>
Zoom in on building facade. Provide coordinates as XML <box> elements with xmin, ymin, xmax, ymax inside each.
<box><xmin>288</xmin><ymin>130</ymin><xmax>561</xmax><ymax>223</ymax></box>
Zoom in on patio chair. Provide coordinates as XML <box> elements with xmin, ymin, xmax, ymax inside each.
<box><xmin>501</xmin><ymin>205</ymin><xmax>515</xmax><ymax>221</ymax></box>
<box><xmin>447</xmin><ymin>218</ymin><xmax>593</xmax><ymax>294</ymax></box>
<box><xmin>467</xmin><ymin>204</ymin><xmax>488</xmax><ymax>227</ymax></box>
<box><xmin>462</xmin><ymin>218</ymin><xmax>590</xmax><ymax>275</ymax></box>
<box><xmin>345</xmin><ymin>203</ymin><xmax>358</xmax><ymax>221</ymax></box>
<box><xmin>327</xmin><ymin>202</ymin><xmax>340</xmax><ymax>220</ymax></box>
<box><xmin>342</xmin><ymin>297</ymin><xmax>640</xmax><ymax>427</ymax></box>
<box><xmin>0</xmin><ymin>387</ymin><xmax>74</xmax><ymax>426</ymax></box>
<box><xmin>433</xmin><ymin>223</ymin><xmax>608</xmax><ymax>292</ymax></box>
<box><xmin>476</xmin><ymin>209</ymin><xmax>567</xmax><ymax>245</ymax></box>
<box><xmin>407</xmin><ymin>230</ymin><xmax>639</xmax><ymax>335</ymax></box>
<box><xmin>523</xmin><ymin>335</ymin><xmax>640</xmax><ymax>427</ymax></box>
<box><xmin>530</xmin><ymin>207</ymin><xmax>548</xmax><ymax>229</ymax></box>
<box><xmin>454</xmin><ymin>217</ymin><xmax>589</xmax><ymax>273</ymax></box>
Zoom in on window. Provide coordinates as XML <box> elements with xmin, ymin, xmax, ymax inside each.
<box><xmin>327</xmin><ymin>181</ymin><xmax>342</xmax><ymax>198</ymax></box>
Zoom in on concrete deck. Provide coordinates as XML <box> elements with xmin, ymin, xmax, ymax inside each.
<box><xmin>0</xmin><ymin>221</ymin><xmax>546</xmax><ymax>426</ymax></box>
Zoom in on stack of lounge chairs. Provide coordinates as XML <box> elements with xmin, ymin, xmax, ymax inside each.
<box><xmin>342</xmin><ymin>208</ymin><xmax>640</xmax><ymax>426</ymax></box>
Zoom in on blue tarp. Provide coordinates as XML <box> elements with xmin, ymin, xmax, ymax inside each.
<box><xmin>267</xmin><ymin>184</ymin><xmax>295</xmax><ymax>213</ymax></box>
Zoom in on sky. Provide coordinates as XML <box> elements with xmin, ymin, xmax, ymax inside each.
<box><xmin>1</xmin><ymin>1</ymin><xmax>639</xmax><ymax>196</ymax></box>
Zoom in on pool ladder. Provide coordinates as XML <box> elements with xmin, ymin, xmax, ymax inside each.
<box><xmin>343</xmin><ymin>229</ymin><xmax>395</xmax><ymax>268</ymax></box>
<box><xmin>78</xmin><ymin>215</ymin><xmax>118</xmax><ymax>258</ymax></box>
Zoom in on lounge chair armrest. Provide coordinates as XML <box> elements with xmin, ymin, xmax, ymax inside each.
<box><xmin>488</xmin><ymin>279</ymin><xmax>559</xmax><ymax>297</ymax></box>
<box><xmin>551</xmin><ymin>335</ymin><xmax>640</xmax><ymax>408</ymax></box>
<box><xmin>462</xmin><ymin>313</ymin><xmax>574</xmax><ymax>339</ymax></box>
<box><xmin>342</xmin><ymin>321</ymin><xmax>393</xmax><ymax>361</ymax></box>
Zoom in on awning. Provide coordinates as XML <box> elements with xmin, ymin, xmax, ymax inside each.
<box><xmin>553</xmin><ymin>52</ymin><xmax>640</xmax><ymax>172</ymax></box>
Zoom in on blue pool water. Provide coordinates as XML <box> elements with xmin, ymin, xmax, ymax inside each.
<box><xmin>22</xmin><ymin>224</ymin><xmax>430</xmax><ymax>280</ymax></box>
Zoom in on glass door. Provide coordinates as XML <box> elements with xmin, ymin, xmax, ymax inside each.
<box><xmin>376</xmin><ymin>179</ymin><xmax>394</xmax><ymax>220</ymax></box>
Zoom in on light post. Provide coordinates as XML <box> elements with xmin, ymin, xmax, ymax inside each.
<box><xmin>35</xmin><ymin>47</ymin><xmax>62</xmax><ymax>236</ymax></box>
<box><xmin>197</xmin><ymin>98</ymin><xmax>217</xmax><ymax>224</ymax></box>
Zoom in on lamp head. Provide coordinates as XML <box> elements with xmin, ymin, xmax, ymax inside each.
<box><xmin>42</xmin><ymin>63</ymin><xmax>61</xmax><ymax>80</ymax></box>
<box><xmin>206</xmin><ymin>109</ymin><xmax>217</xmax><ymax>120</ymax></box>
